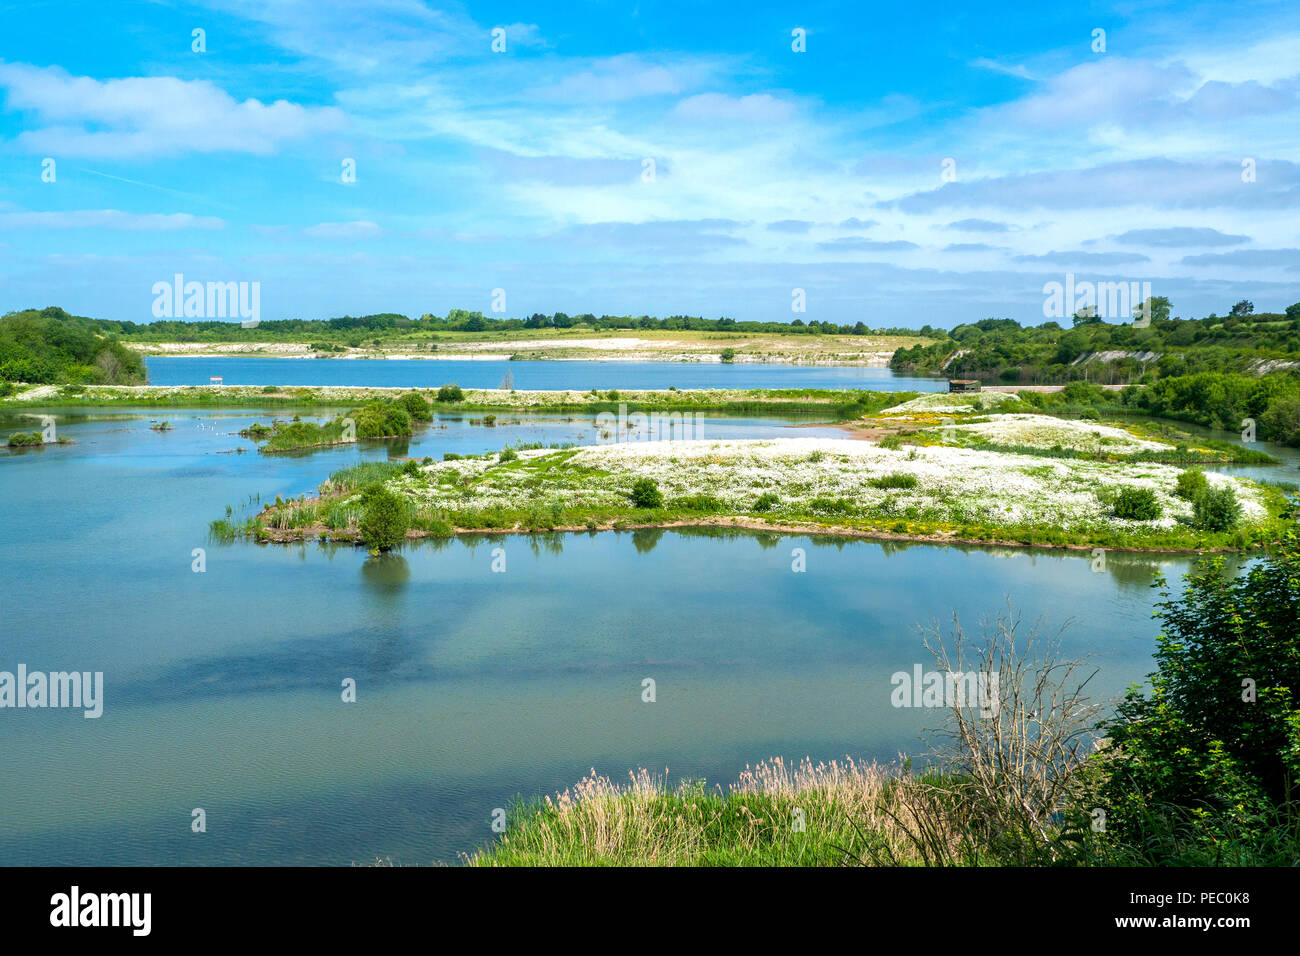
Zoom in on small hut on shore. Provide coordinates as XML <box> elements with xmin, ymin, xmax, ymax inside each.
<box><xmin>947</xmin><ymin>379</ymin><xmax>981</xmax><ymax>393</ymax></box>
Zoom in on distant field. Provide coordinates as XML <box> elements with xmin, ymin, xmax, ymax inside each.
<box><xmin>126</xmin><ymin>328</ymin><xmax>935</xmax><ymax>366</ymax></box>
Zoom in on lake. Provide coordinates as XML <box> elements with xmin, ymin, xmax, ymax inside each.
<box><xmin>0</xmin><ymin>403</ymin><xmax>1232</xmax><ymax>865</ymax></box>
<box><xmin>144</xmin><ymin>356</ymin><xmax>949</xmax><ymax>392</ymax></box>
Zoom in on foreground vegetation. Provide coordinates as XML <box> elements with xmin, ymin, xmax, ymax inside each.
<box><xmin>470</xmin><ymin>758</ymin><xmax>917</xmax><ymax>866</ymax></box>
<box><xmin>474</xmin><ymin>538</ymin><xmax>1300</xmax><ymax>866</ymax></box>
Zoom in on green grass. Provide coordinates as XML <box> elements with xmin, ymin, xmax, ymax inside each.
<box><xmin>907</xmin><ymin>433</ymin><xmax>1276</xmax><ymax>465</ymax></box>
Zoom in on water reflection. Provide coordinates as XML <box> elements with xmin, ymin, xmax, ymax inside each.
<box><xmin>528</xmin><ymin>533</ymin><xmax>566</xmax><ymax>557</ymax></box>
<box><xmin>361</xmin><ymin>552</ymin><xmax>410</xmax><ymax>592</ymax></box>
<box><xmin>631</xmin><ymin>527</ymin><xmax>665</xmax><ymax>553</ymax></box>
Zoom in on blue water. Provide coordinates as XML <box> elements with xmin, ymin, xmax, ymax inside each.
<box><xmin>144</xmin><ymin>356</ymin><xmax>948</xmax><ymax>392</ymax></box>
<box><xmin>0</xmin><ymin>405</ymin><xmax>1202</xmax><ymax>865</ymax></box>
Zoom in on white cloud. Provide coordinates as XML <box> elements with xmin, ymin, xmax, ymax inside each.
<box><xmin>969</xmin><ymin>57</ymin><xmax>1035</xmax><ymax>81</ymax></box>
<box><xmin>530</xmin><ymin>53</ymin><xmax>723</xmax><ymax>104</ymax></box>
<box><xmin>0</xmin><ymin>62</ymin><xmax>347</xmax><ymax>157</ymax></box>
<box><xmin>190</xmin><ymin>0</ymin><xmax>478</xmax><ymax>76</ymax></box>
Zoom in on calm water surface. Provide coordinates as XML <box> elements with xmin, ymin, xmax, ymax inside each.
<box><xmin>0</xmin><ymin>404</ymin><xmax>1242</xmax><ymax>865</ymax></box>
<box><xmin>145</xmin><ymin>356</ymin><xmax>948</xmax><ymax>392</ymax></box>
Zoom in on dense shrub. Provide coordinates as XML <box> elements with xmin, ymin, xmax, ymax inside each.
<box><xmin>436</xmin><ymin>383</ymin><xmax>464</xmax><ymax>402</ymax></box>
<box><xmin>1062</xmin><ymin>380</ymin><xmax>1109</xmax><ymax>405</ymax></box>
<box><xmin>674</xmin><ymin>493</ymin><xmax>722</xmax><ymax>511</ymax></box>
<box><xmin>498</xmin><ymin>446</ymin><xmax>518</xmax><ymax>462</ymax></box>
<box><xmin>350</xmin><ymin>401</ymin><xmax>411</xmax><ymax>438</ymax></box>
<box><xmin>1192</xmin><ymin>484</ymin><xmax>1241</xmax><ymax>531</ymax></box>
<box><xmin>1174</xmin><ymin>468</ymin><xmax>1209</xmax><ymax>501</ymax></box>
<box><xmin>809</xmin><ymin>496</ymin><xmax>855</xmax><ymax>514</ymax></box>
<box><xmin>358</xmin><ymin>485</ymin><xmax>410</xmax><ymax>551</ymax></box>
<box><xmin>1259</xmin><ymin>396</ymin><xmax>1300</xmax><ymax>446</ymax></box>
<box><xmin>1112</xmin><ymin>487</ymin><xmax>1162</xmax><ymax>521</ymax></box>
<box><xmin>753</xmin><ymin>492</ymin><xmax>779</xmax><ymax>511</ymax></box>
<box><xmin>400</xmin><ymin>390</ymin><xmax>433</xmax><ymax>422</ymax></box>
<box><xmin>630</xmin><ymin>477</ymin><xmax>663</xmax><ymax>508</ymax></box>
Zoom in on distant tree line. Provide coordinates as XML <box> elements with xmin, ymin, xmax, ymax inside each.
<box><xmin>100</xmin><ymin>308</ymin><xmax>921</xmax><ymax>343</ymax></box>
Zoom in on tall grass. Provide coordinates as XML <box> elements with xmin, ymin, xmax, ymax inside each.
<box><xmin>321</xmin><ymin>460</ymin><xmax>406</xmax><ymax>494</ymax></box>
<box><xmin>469</xmin><ymin>757</ymin><xmax>930</xmax><ymax>867</ymax></box>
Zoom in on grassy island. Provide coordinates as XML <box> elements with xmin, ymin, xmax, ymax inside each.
<box><xmin>236</xmin><ymin>418</ymin><xmax>1292</xmax><ymax>552</ymax></box>
<box><xmin>237</xmin><ymin>394</ymin><xmax>429</xmax><ymax>451</ymax></box>
<box><xmin>0</xmin><ymin>381</ymin><xmax>909</xmax><ymax>416</ymax></box>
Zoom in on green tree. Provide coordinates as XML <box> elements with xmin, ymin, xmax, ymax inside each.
<box><xmin>1071</xmin><ymin>306</ymin><xmax>1101</xmax><ymax>327</ymax></box>
<box><xmin>1134</xmin><ymin>295</ymin><xmax>1171</xmax><ymax>325</ymax></box>
<box><xmin>358</xmin><ymin>485</ymin><xmax>410</xmax><ymax>552</ymax></box>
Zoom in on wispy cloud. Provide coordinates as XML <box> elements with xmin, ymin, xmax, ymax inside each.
<box><xmin>1104</xmin><ymin>227</ymin><xmax>1251</xmax><ymax>247</ymax></box>
<box><xmin>302</xmin><ymin>220</ymin><xmax>383</xmax><ymax>239</ymax></box>
<box><xmin>0</xmin><ymin>209</ymin><xmax>224</xmax><ymax>230</ymax></box>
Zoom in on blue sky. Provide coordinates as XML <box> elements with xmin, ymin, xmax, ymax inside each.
<box><xmin>1</xmin><ymin>0</ymin><xmax>1299</xmax><ymax>326</ymax></box>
